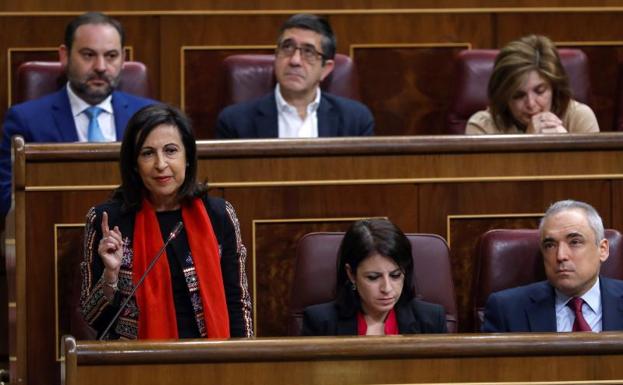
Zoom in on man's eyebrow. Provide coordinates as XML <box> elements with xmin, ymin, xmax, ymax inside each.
<box><xmin>541</xmin><ymin>232</ymin><xmax>585</xmax><ymax>243</ymax></box>
<box><xmin>541</xmin><ymin>236</ymin><xmax>555</xmax><ymax>245</ymax></box>
<box><xmin>566</xmin><ymin>232</ymin><xmax>585</xmax><ymax>239</ymax></box>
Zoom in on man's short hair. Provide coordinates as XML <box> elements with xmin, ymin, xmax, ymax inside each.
<box><xmin>539</xmin><ymin>199</ymin><xmax>605</xmax><ymax>244</ymax></box>
<box><xmin>277</xmin><ymin>13</ymin><xmax>336</xmax><ymax>61</ymax></box>
<box><xmin>64</xmin><ymin>12</ymin><xmax>125</xmax><ymax>53</ymax></box>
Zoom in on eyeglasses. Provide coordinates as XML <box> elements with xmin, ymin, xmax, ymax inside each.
<box><xmin>276</xmin><ymin>40</ymin><xmax>326</xmax><ymax>64</ymax></box>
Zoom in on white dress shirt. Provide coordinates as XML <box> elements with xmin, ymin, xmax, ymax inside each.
<box><xmin>275</xmin><ymin>84</ymin><xmax>320</xmax><ymax>138</ymax></box>
<box><xmin>66</xmin><ymin>83</ymin><xmax>116</xmax><ymax>142</ymax></box>
<box><xmin>555</xmin><ymin>277</ymin><xmax>602</xmax><ymax>332</ymax></box>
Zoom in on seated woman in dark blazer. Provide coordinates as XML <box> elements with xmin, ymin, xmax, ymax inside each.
<box><xmin>302</xmin><ymin>219</ymin><xmax>447</xmax><ymax>336</ymax></box>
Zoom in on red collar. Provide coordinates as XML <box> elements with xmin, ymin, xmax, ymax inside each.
<box><xmin>357</xmin><ymin>308</ymin><xmax>398</xmax><ymax>335</ymax></box>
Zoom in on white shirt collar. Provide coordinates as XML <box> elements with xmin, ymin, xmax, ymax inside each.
<box><xmin>274</xmin><ymin>84</ymin><xmax>321</xmax><ymax>114</ymax></box>
<box><xmin>555</xmin><ymin>276</ymin><xmax>601</xmax><ymax>314</ymax></box>
<box><xmin>66</xmin><ymin>83</ymin><xmax>113</xmax><ymax>117</ymax></box>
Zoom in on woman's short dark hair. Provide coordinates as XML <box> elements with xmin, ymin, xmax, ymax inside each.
<box><xmin>335</xmin><ymin>218</ymin><xmax>415</xmax><ymax>317</ymax></box>
<box><xmin>112</xmin><ymin>104</ymin><xmax>206</xmax><ymax>212</ymax></box>
<box><xmin>488</xmin><ymin>34</ymin><xmax>572</xmax><ymax>131</ymax></box>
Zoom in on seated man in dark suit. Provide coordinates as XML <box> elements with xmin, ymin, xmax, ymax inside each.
<box><xmin>483</xmin><ymin>199</ymin><xmax>623</xmax><ymax>332</ymax></box>
<box><xmin>0</xmin><ymin>12</ymin><xmax>155</xmax><ymax>217</ymax></box>
<box><xmin>216</xmin><ymin>13</ymin><xmax>374</xmax><ymax>139</ymax></box>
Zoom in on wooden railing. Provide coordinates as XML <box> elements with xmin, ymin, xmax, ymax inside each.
<box><xmin>62</xmin><ymin>332</ymin><xmax>623</xmax><ymax>384</ymax></box>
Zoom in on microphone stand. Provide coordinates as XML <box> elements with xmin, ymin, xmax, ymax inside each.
<box><xmin>99</xmin><ymin>221</ymin><xmax>184</xmax><ymax>341</ymax></box>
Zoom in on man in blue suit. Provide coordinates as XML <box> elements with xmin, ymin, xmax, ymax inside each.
<box><xmin>483</xmin><ymin>200</ymin><xmax>623</xmax><ymax>332</ymax></box>
<box><xmin>216</xmin><ymin>14</ymin><xmax>374</xmax><ymax>139</ymax></box>
<box><xmin>0</xmin><ymin>12</ymin><xmax>154</xmax><ymax>217</ymax></box>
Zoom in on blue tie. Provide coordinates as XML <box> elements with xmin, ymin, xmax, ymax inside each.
<box><xmin>84</xmin><ymin>106</ymin><xmax>106</xmax><ymax>142</ymax></box>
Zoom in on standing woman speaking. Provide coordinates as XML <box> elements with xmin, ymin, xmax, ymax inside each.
<box><xmin>80</xmin><ymin>104</ymin><xmax>253</xmax><ymax>339</ymax></box>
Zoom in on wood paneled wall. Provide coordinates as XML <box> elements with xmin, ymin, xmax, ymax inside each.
<box><xmin>4</xmin><ymin>2</ymin><xmax>623</xmax><ymax>382</ymax></box>
<box><xmin>3</xmin><ymin>6</ymin><xmax>623</xmax><ymax>136</ymax></box>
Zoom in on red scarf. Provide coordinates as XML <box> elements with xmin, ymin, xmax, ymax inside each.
<box><xmin>133</xmin><ymin>197</ymin><xmax>230</xmax><ymax>339</ymax></box>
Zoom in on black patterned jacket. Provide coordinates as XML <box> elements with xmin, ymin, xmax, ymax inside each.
<box><xmin>80</xmin><ymin>196</ymin><xmax>253</xmax><ymax>339</ymax></box>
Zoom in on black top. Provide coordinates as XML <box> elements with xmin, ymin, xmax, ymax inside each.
<box><xmin>302</xmin><ymin>299</ymin><xmax>447</xmax><ymax>336</ymax></box>
<box><xmin>156</xmin><ymin>209</ymin><xmax>200</xmax><ymax>338</ymax></box>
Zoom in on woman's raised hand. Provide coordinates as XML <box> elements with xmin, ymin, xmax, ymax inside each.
<box><xmin>97</xmin><ymin>211</ymin><xmax>123</xmax><ymax>276</ymax></box>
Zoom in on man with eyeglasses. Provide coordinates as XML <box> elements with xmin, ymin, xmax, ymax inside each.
<box><xmin>216</xmin><ymin>13</ymin><xmax>374</xmax><ymax>139</ymax></box>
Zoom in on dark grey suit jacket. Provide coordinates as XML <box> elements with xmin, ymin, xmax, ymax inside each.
<box><xmin>216</xmin><ymin>91</ymin><xmax>374</xmax><ymax>139</ymax></box>
<box><xmin>302</xmin><ymin>298</ymin><xmax>447</xmax><ymax>336</ymax></box>
<box><xmin>482</xmin><ymin>276</ymin><xmax>623</xmax><ymax>332</ymax></box>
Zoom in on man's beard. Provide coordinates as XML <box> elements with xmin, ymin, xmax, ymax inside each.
<box><xmin>67</xmin><ymin>68</ymin><xmax>120</xmax><ymax>105</ymax></box>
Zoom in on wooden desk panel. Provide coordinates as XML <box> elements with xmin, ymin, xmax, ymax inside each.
<box><xmin>62</xmin><ymin>333</ymin><xmax>623</xmax><ymax>385</ymax></box>
<box><xmin>8</xmin><ymin>134</ymin><xmax>623</xmax><ymax>385</ymax></box>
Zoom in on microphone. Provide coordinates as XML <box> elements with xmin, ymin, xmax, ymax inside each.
<box><xmin>99</xmin><ymin>221</ymin><xmax>184</xmax><ymax>340</ymax></box>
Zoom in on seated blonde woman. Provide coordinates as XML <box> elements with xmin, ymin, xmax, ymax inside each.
<box><xmin>467</xmin><ymin>35</ymin><xmax>599</xmax><ymax>134</ymax></box>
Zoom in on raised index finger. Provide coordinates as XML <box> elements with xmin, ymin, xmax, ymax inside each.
<box><xmin>101</xmin><ymin>211</ymin><xmax>110</xmax><ymax>237</ymax></box>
